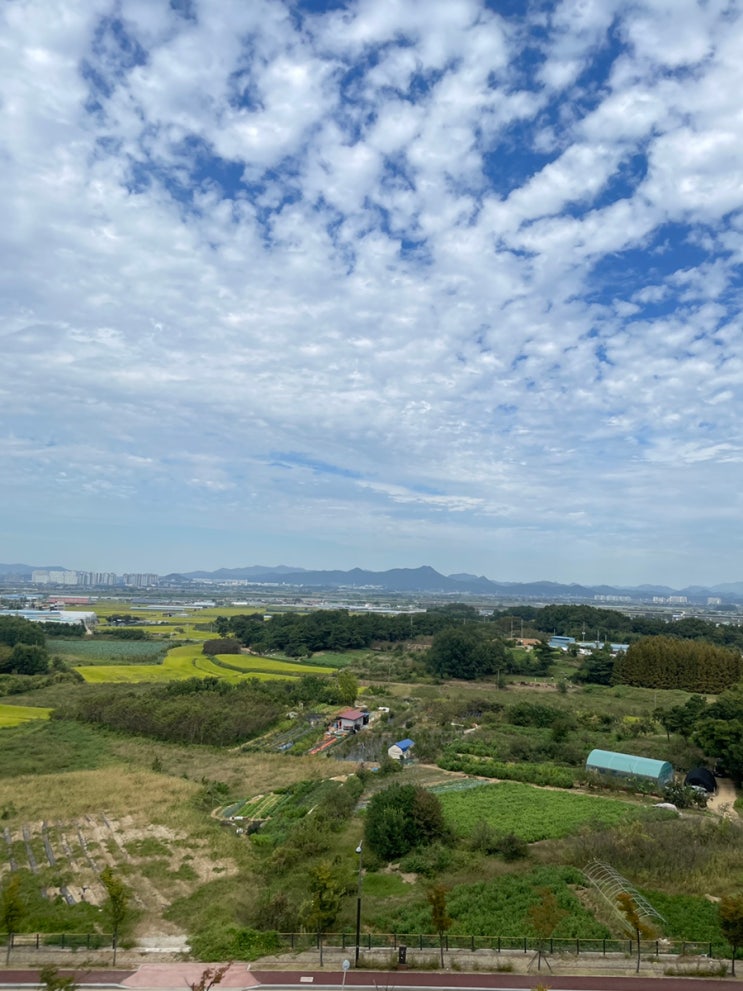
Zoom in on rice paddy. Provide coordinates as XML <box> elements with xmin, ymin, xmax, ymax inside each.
<box><xmin>0</xmin><ymin>703</ymin><xmax>52</xmax><ymax>727</ymax></box>
<box><xmin>75</xmin><ymin>644</ymin><xmax>335</xmax><ymax>683</ymax></box>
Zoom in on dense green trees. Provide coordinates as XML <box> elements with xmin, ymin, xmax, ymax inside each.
<box><xmin>425</xmin><ymin>626</ymin><xmax>507</xmax><ymax>680</ymax></box>
<box><xmin>0</xmin><ymin>618</ymin><xmax>49</xmax><ymax>675</ymax></box>
<box><xmin>614</xmin><ymin>636</ymin><xmax>742</xmax><ymax>692</ymax></box>
<box><xmin>222</xmin><ymin>606</ymin><xmax>482</xmax><ymax>657</ymax></box>
<box><xmin>364</xmin><ymin>783</ymin><xmax>448</xmax><ymax>861</ymax></box>
<box><xmin>0</xmin><ymin>616</ymin><xmax>46</xmax><ymax>648</ymax></box>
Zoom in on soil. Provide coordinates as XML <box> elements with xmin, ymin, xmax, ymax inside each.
<box><xmin>707</xmin><ymin>777</ymin><xmax>738</xmax><ymax>817</ymax></box>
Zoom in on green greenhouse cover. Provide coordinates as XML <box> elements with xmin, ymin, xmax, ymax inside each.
<box><xmin>586</xmin><ymin>749</ymin><xmax>674</xmax><ymax>784</ymax></box>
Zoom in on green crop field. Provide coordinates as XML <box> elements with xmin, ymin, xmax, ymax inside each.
<box><xmin>439</xmin><ymin>780</ymin><xmax>670</xmax><ymax>842</ymax></box>
<box><xmin>75</xmin><ymin>644</ymin><xmax>336</xmax><ymax>684</ymax></box>
<box><xmin>0</xmin><ymin>703</ymin><xmax>52</xmax><ymax>727</ymax></box>
<box><xmin>50</xmin><ymin>638</ymin><xmax>169</xmax><ymax>665</ymax></box>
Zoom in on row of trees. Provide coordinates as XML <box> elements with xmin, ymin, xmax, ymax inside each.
<box><xmin>614</xmin><ymin>636</ymin><xmax>743</xmax><ymax>692</ymax></box>
<box><xmin>219</xmin><ymin>604</ymin><xmax>482</xmax><ymax>656</ymax></box>
<box><xmin>494</xmin><ymin>604</ymin><xmax>743</xmax><ymax>650</ymax></box>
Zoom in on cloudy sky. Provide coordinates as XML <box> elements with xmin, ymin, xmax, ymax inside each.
<box><xmin>2</xmin><ymin>0</ymin><xmax>742</xmax><ymax>586</ymax></box>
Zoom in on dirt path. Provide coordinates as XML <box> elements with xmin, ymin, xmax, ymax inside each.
<box><xmin>707</xmin><ymin>777</ymin><xmax>738</xmax><ymax>817</ymax></box>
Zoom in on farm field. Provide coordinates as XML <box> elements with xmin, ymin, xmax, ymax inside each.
<box><xmin>75</xmin><ymin>644</ymin><xmax>336</xmax><ymax>683</ymax></box>
<box><xmin>0</xmin><ymin>703</ymin><xmax>52</xmax><ymax>727</ymax></box>
<box><xmin>437</xmin><ymin>780</ymin><xmax>673</xmax><ymax>842</ymax></box>
<box><xmin>50</xmin><ymin>638</ymin><xmax>169</xmax><ymax>665</ymax></box>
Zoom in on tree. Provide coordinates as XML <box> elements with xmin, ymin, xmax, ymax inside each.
<box><xmin>427</xmin><ymin>884</ymin><xmax>452</xmax><ymax>967</ymax></box>
<box><xmin>527</xmin><ymin>887</ymin><xmax>567</xmax><ymax>971</ymax></box>
<box><xmin>719</xmin><ymin>895</ymin><xmax>743</xmax><ymax>976</ymax></box>
<box><xmin>5</xmin><ymin>643</ymin><xmax>50</xmax><ymax>675</ymax></box>
<box><xmin>39</xmin><ymin>966</ymin><xmax>78</xmax><ymax>991</ymax></box>
<box><xmin>100</xmin><ymin>866</ymin><xmax>131</xmax><ymax>965</ymax></box>
<box><xmin>425</xmin><ymin>626</ymin><xmax>506</xmax><ymax>680</ymax></box>
<box><xmin>364</xmin><ymin>783</ymin><xmax>447</xmax><ymax>861</ymax></box>
<box><xmin>616</xmin><ymin>892</ymin><xmax>656</xmax><ymax>973</ymax></box>
<box><xmin>0</xmin><ymin>874</ymin><xmax>24</xmax><ymax>964</ymax></box>
<box><xmin>336</xmin><ymin>670</ymin><xmax>359</xmax><ymax>706</ymax></box>
<box><xmin>302</xmin><ymin>862</ymin><xmax>343</xmax><ymax>966</ymax></box>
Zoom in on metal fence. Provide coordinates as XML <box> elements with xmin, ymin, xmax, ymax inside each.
<box><xmin>0</xmin><ymin>930</ymin><xmax>722</xmax><ymax>960</ymax></box>
<box><xmin>1</xmin><ymin>932</ymin><xmax>113</xmax><ymax>951</ymax></box>
<box><xmin>271</xmin><ymin>932</ymin><xmax>720</xmax><ymax>959</ymax></box>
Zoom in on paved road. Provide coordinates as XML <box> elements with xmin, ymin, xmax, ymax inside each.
<box><xmin>252</xmin><ymin>969</ymin><xmax>742</xmax><ymax>990</ymax></box>
<box><xmin>0</xmin><ymin>967</ymin><xmax>742</xmax><ymax>991</ymax></box>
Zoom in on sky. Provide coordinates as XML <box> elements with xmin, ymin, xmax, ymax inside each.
<box><xmin>1</xmin><ymin>0</ymin><xmax>743</xmax><ymax>587</ymax></box>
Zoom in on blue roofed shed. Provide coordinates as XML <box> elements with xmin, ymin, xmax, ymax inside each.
<box><xmin>586</xmin><ymin>749</ymin><xmax>674</xmax><ymax>787</ymax></box>
<box><xmin>388</xmin><ymin>738</ymin><xmax>415</xmax><ymax>761</ymax></box>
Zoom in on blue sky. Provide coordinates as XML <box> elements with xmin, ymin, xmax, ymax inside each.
<box><xmin>1</xmin><ymin>0</ymin><xmax>742</xmax><ymax>586</ymax></box>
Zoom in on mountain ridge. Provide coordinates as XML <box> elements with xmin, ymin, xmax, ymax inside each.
<box><xmin>3</xmin><ymin>563</ymin><xmax>742</xmax><ymax>601</ymax></box>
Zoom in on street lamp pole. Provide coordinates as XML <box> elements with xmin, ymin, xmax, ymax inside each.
<box><xmin>354</xmin><ymin>842</ymin><xmax>363</xmax><ymax>966</ymax></box>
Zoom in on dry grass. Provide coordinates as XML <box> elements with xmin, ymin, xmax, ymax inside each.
<box><xmin>0</xmin><ymin>767</ymin><xmax>196</xmax><ymax>822</ymax></box>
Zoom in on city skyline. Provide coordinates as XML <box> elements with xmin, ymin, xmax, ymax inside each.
<box><xmin>3</xmin><ymin>0</ymin><xmax>743</xmax><ymax>587</ymax></box>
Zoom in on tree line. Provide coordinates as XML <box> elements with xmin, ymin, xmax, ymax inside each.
<box><xmin>492</xmin><ymin>604</ymin><xmax>743</xmax><ymax>649</ymax></box>
<box><xmin>219</xmin><ymin>604</ymin><xmax>482</xmax><ymax>656</ymax></box>
<box><xmin>53</xmin><ymin>674</ymin><xmax>353</xmax><ymax>747</ymax></box>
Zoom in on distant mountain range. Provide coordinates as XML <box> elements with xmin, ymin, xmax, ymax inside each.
<box><xmin>173</xmin><ymin>565</ymin><xmax>743</xmax><ymax>602</ymax></box>
<box><xmin>3</xmin><ymin>562</ymin><xmax>743</xmax><ymax>602</ymax></box>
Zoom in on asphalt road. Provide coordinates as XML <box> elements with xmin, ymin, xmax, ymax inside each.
<box><xmin>0</xmin><ymin>968</ymin><xmax>742</xmax><ymax>991</ymax></box>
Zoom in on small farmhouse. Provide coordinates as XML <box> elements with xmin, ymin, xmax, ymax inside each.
<box><xmin>586</xmin><ymin>749</ymin><xmax>674</xmax><ymax>788</ymax></box>
<box><xmin>333</xmin><ymin>708</ymin><xmax>368</xmax><ymax>733</ymax></box>
<box><xmin>387</xmin><ymin>738</ymin><xmax>415</xmax><ymax>761</ymax></box>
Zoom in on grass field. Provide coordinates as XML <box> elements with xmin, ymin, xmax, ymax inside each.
<box><xmin>438</xmin><ymin>780</ymin><xmax>670</xmax><ymax>842</ymax></box>
<box><xmin>0</xmin><ymin>703</ymin><xmax>52</xmax><ymax>727</ymax></box>
<box><xmin>75</xmin><ymin>644</ymin><xmax>336</xmax><ymax>683</ymax></box>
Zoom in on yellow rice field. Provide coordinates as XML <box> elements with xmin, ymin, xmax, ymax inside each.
<box><xmin>0</xmin><ymin>703</ymin><xmax>52</xmax><ymax>727</ymax></box>
<box><xmin>75</xmin><ymin>644</ymin><xmax>334</xmax><ymax>684</ymax></box>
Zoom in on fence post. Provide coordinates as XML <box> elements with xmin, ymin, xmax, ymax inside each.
<box><xmin>524</xmin><ymin>937</ymin><xmax>527</xmax><ymax>953</ymax></box>
<box><xmin>471</xmin><ymin>935</ymin><xmax>475</xmax><ymax>952</ymax></box>
<box><xmin>497</xmin><ymin>936</ymin><xmax>501</xmax><ymax>954</ymax></box>
<box><xmin>419</xmin><ymin>934</ymin><xmax>423</xmax><ymax>950</ymax></box>
<box><xmin>603</xmin><ymin>938</ymin><xmax>606</xmax><ymax>956</ymax></box>
<box><xmin>36</xmin><ymin>934</ymin><xmax>39</xmax><ymax>949</ymax></box>
<box><xmin>576</xmin><ymin>938</ymin><xmax>580</xmax><ymax>955</ymax></box>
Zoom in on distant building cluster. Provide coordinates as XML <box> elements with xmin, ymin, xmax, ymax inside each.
<box><xmin>652</xmin><ymin>595</ymin><xmax>688</xmax><ymax>604</ymax></box>
<box><xmin>593</xmin><ymin>594</ymin><xmax>632</xmax><ymax>603</ymax></box>
<box><xmin>31</xmin><ymin>570</ymin><xmax>158</xmax><ymax>588</ymax></box>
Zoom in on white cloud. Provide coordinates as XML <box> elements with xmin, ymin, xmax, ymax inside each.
<box><xmin>1</xmin><ymin>0</ymin><xmax>742</xmax><ymax>584</ymax></box>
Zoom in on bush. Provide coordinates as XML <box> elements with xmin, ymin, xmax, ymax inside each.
<box><xmin>364</xmin><ymin>783</ymin><xmax>448</xmax><ymax>861</ymax></box>
<box><xmin>188</xmin><ymin>924</ymin><xmax>281</xmax><ymax>961</ymax></box>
